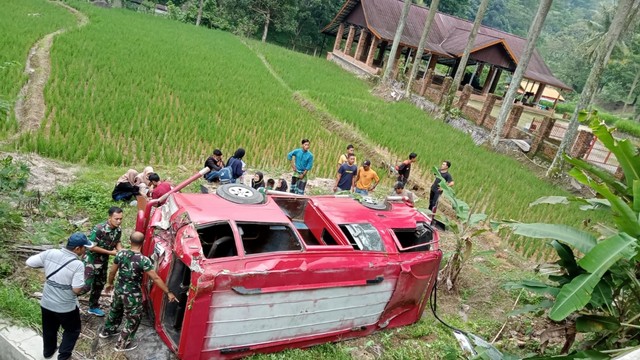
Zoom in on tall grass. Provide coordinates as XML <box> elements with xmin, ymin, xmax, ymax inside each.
<box><xmin>0</xmin><ymin>0</ymin><xmax>75</xmax><ymax>138</ymax></box>
<box><xmin>8</xmin><ymin>3</ymin><xmax>343</xmax><ymax>176</ymax></box>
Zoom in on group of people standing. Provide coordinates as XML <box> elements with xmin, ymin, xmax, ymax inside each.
<box><xmin>203</xmin><ymin>139</ymin><xmax>454</xmax><ymax>211</ymax></box>
<box><xmin>26</xmin><ymin>207</ymin><xmax>176</xmax><ymax>359</ymax></box>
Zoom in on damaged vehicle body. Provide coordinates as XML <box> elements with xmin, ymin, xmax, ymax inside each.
<box><xmin>136</xmin><ymin>168</ymin><xmax>442</xmax><ymax>359</ymax></box>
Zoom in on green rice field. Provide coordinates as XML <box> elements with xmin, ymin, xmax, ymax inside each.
<box><xmin>1</xmin><ymin>0</ymin><xmax>606</xmax><ymax>254</ymax></box>
<box><xmin>0</xmin><ymin>0</ymin><xmax>75</xmax><ymax>136</ymax></box>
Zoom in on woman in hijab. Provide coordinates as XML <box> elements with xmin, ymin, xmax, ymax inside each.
<box><xmin>136</xmin><ymin>166</ymin><xmax>154</xmax><ymax>197</ymax></box>
<box><xmin>226</xmin><ymin>148</ymin><xmax>245</xmax><ymax>183</ymax></box>
<box><xmin>275</xmin><ymin>178</ymin><xmax>288</xmax><ymax>192</ymax></box>
<box><xmin>112</xmin><ymin>169</ymin><xmax>140</xmax><ymax>201</ymax></box>
<box><xmin>251</xmin><ymin>172</ymin><xmax>265</xmax><ymax>190</ymax></box>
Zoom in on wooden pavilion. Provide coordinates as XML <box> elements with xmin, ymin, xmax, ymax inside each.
<box><xmin>321</xmin><ymin>0</ymin><xmax>572</xmax><ymax>103</ymax></box>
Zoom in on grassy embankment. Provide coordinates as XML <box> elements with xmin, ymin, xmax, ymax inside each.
<box><xmin>0</xmin><ymin>0</ymin><xmax>75</xmax><ymax>136</ymax></box>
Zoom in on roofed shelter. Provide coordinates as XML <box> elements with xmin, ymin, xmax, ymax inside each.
<box><xmin>322</xmin><ymin>0</ymin><xmax>572</xmax><ymax>101</ymax></box>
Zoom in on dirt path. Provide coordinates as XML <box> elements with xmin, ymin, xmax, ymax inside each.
<box><xmin>7</xmin><ymin>2</ymin><xmax>88</xmax><ymax>144</ymax></box>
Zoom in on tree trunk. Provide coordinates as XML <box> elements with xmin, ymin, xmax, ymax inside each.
<box><xmin>195</xmin><ymin>0</ymin><xmax>203</xmax><ymax>26</ymax></box>
<box><xmin>261</xmin><ymin>10</ymin><xmax>271</xmax><ymax>43</ymax></box>
<box><xmin>441</xmin><ymin>0</ymin><xmax>489</xmax><ymax>117</ymax></box>
<box><xmin>490</xmin><ymin>0</ymin><xmax>553</xmax><ymax>147</ymax></box>
<box><xmin>382</xmin><ymin>0</ymin><xmax>412</xmax><ymax>83</ymax></box>
<box><xmin>405</xmin><ymin>0</ymin><xmax>441</xmax><ymax>97</ymax></box>
<box><xmin>547</xmin><ymin>0</ymin><xmax>637</xmax><ymax>176</ymax></box>
<box><xmin>623</xmin><ymin>68</ymin><xmax>640</xmax><ymax>114</ymax></box>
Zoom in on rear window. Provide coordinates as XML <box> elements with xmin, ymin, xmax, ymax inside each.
<box><xmin>339</xmin><ymin>224</ymin><xmax>385</xmax><ymax>251</ymax></box>
<box><xmin>238</xmin><ymin>223</ymin><xmax>302</xmax><ymax>254</ymax></box>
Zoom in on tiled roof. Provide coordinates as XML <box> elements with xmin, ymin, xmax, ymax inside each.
<box><xmin>322</xmin><ymin>0</ymin><xmax>571</xmax><ymax>90</ymax></box>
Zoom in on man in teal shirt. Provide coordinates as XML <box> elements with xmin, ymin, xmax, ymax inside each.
<box><xmin>287</xmin><ymin>139</ymin><xmax>314</xmax><ymax>194</ymax></box>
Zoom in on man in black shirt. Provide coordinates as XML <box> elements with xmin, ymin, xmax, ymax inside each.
<box><xmin>204</xmin><ymin>149</ymin><xmax>224</xmax><ymax>182</ymax></box>
<box><xmin>396</xmin><ymin>152</ymin><xmax>417</xmax><ymax>185</ymax></box>
<box><xmin>429</xmin><ymin>161</ymin><xmax>454</xmax><ymax>212</ymax></box>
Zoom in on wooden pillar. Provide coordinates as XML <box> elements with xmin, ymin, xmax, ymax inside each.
<box><xmin>344</xmin><ymin>25</ymin><xmax>356</xmax><ymax>56</ymax></box>
<box><xmin>333</xmin><ymin>23</ymin><xmax>345</xmax><ymax>51</ymax></box>
<box><xmin>481</xmin><ymin>66</ymin><xmax>496</xmax><ymax>95</ymax></box>
<box><xmin>553</xmin><ymin>90</ymin><xmax>562</xmax><ymax>109</ymax></box>
<box><xmin>534</xmin><ymin>83</ymin><xmax>547</xmax><ymax>104</ymax></box>
<box><xmin>489</xmin><ymin>69</ymin><xmax>502</xmax><ymax>94</ymax></box>
<box><xmin>365</xmin><ymin>36</ymin><xmax>380</xmax><ymax>67</ymax></box>
<box><xmin>354</xmin><ymin>29</ymin><xmax>368</xmax><ymax>61</ymax></box>
<box><xmin>427</xmin><ymin>54</ymin><xmax>439</xmax><ymax>71</ymax></box>
<box><xmin>475</xmin><ymin>63</ymin><xmax>485</xmax><ymax>78</ymax></box>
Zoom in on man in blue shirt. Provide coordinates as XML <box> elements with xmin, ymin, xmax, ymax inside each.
<box><xmin>334</xmin><ymin>153</ymin><xmax>357</xmax><ymax>192</ymax></box>
<box><xmin>287</xmin><ymin>139</ymin><xmax>314</xmax><ymax>194</ymax></box>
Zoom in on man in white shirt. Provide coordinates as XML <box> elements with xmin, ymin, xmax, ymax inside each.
<box><xmin>26</xmin><ymin>233</ymin><xmax>94</xmax><ymax>360</ymax></box>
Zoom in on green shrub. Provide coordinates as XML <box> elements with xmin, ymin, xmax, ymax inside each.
<box><xmin>0</xmin><ymin>156</ymin><xmax>29</xmax><ymax>192</ymax></box>
<box><xmin>55</xmin><ymin>181</ymin><xmax>116</xmax><ymax>223</ymax></box>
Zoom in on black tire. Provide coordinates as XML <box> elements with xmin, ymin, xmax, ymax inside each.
<box><xmin>359</xmin><ymin>196</ymin><xmax>390</xmax><ymax>210</ymax></box>
<box><xmin>216</xmin><ymin>184</ymin><xmax>264</xmax><ymax>204</ymax></box>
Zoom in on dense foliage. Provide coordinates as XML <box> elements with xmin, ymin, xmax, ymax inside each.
<box><xmin>498</xmin><ymin>118</ymin><xmax>640</xmax><ymax>357</ymax></box>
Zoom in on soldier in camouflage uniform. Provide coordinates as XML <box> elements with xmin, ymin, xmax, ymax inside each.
<box><xmin>83</xmin><ymin>207</ymin><xmax>123</xmax><ymax>316</ymax></box>
<box><xmin>100</xmin><ymin>231</ymin><xmax>176</xmax><ymax>352</ymax></box>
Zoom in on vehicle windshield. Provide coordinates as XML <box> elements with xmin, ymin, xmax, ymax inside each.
<box><xmin>339</xmin><ymin>224</ymin><xmax>385</xmax><ymax>251</ymax></box>
<box><xmin>237</xmin><ymin>222</ymin><xmax>303</xmax><ymax>254</ymax></box>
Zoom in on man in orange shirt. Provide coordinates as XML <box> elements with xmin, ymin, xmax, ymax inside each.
<box><xmin>354</xmin><ymin>160</ymin><xmax>380</xmax><ymax>196</ymax></box>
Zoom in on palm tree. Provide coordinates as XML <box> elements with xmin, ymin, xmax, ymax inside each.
<box><xmin>547</xmin><ymin>0</ymin><xmax>640</xmax><ymax>176</ymax></box>
<box><xmin>383</xmin><ymin>0</ymin><xmax>413</xmax><ymax>83</ymax></box>
<box><xmin>405</xmin><ymin>0</ymin><xmax>441</xmax><ymax>97</ymax></box>
<box><xmin>490</xmin><ymin>0</ymin><xmax>553</xmax><ymax>147</ymax></box>
<box><xmin>441</xmin><ymin>0</ymin><xmax>490</xmax><ymax>117</ymax></box>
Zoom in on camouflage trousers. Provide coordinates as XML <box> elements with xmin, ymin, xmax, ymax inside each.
<box><xmin>83</xmin><ymin>262</ymin><xmax>107</xmax><ymax>309</ymax></box>
<box><xmin>104</xmin><ymin>291</ymin><xmax>143</xmax><ymax>347</ymax></box>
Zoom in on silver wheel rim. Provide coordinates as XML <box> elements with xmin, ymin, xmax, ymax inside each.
<box><xmin>228</xmin><ymin>186</ymin><xmax>253</xmax><ymax>198</ymax></box>
<box><xmin>362</xmin><ymin>197</ymin><xmax>377</xmax><ymax>204</ymax></box>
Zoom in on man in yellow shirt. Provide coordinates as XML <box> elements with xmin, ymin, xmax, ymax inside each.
<box><xmin>354</xmin><ymin>160</ymin><xmax>380</xmax><ymax>196</ymax></box>
<box><xmin>337</xmin><ymin>144</ymin><xmax>356</xmax><ymax>170</ymax></box>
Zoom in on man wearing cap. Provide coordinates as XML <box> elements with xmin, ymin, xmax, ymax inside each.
<box><xmin>26</xmin><ymin>232</ymin><xmax>94</xmax><ymax>360</ymax></box>
<box><xmin>354</xmin><ymin>160</ymin><xmax>380</xmax><ymax>196</ymax></box>
<box><xmin>83</xmin><ymin>206</ymin><xmax>123</xmax><ymax>317</ymax></box>
<box><xmin>204</xmin><ymin>149</ymin><xmax>224</xmax><ymax>182</ymax></box>
<box><xmin>390</xmin><ymin>181</ymin><xmax>418</xmax><ymax>204</ymax></box>
<box><xmin>100</xmin><ymin>231</ymin><xmax>177</xmax><ymax>352</ymax></box>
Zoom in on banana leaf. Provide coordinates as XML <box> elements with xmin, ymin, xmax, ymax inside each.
<box><xmin>570</xmin><ymin>168</ymin><xmax>640</xmax><ymax>238</ymax></box>
<box><xmin>590</xmin><ymin>121</ymin><xmax>640</xmax><ymax>190</ymax></box>
<box><xmin>575</xmin><ymin>315</ymin><xmax>620</xmax><ymax>332</ymax></box>
<box><xmin>550</xmin><ymin>240</ymin><xmax>581</xmax><ymax>277</ymax></box>
<box><xmin>500</xmin><ymin>222</ymin><xmax>597</xmax><ymax>254</ymax></box>
<box><xmin>549</xmin><ymin>233</ymin><xmax>637</xmax><ymax>321</ymax></box>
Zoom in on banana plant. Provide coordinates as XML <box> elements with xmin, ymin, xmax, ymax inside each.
<box><xmin>494</xmin><ymin>117</ymin><xmax>640</xmax><ymax>356</ymax></box>
<box><xmin>429</xmin><ymin>166</ymin><xmax>488</xmax><ymax>291</ymax></box>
